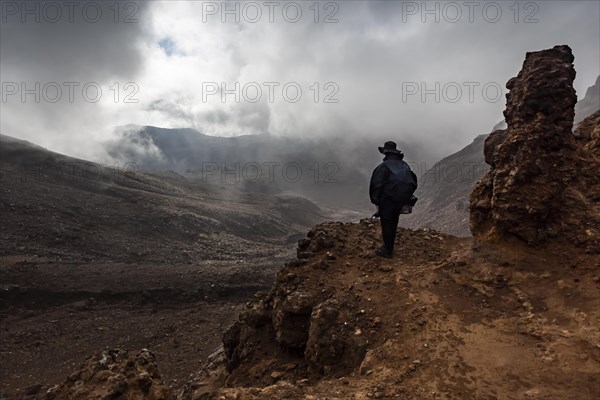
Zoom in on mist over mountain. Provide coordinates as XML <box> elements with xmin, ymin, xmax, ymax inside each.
<box><xmin>3</xmin><ymin>2</ymin><xmax>599</xmax><ymax>163</ymax></box>
<box><xmin>0</xmin><ymin>133</ymin><xmax>330</xmax><ymax>262</ymax></box>
<box><xmin>105</xmin><ymin>126</ymin><xmax>437</xmax><ymax>212</ymax></box>
<box><xmin>101</xmin><ymin>73</ymin><xmax>600</xmax><ymax>231</ymax></box>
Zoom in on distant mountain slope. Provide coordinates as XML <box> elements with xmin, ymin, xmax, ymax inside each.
<box><xmin>0</xmin><ymin>134</ymin><xmax>329</xmax><ymax>264</ymax></box>
<box><xmin>105</xmin><ymin>126</ymin><xmax>443</xmax><ymax>213</ymax></box>
<box><xmin>575</xmin><ymin>75</ymin><xmax>600</xmax><ymax>125</ymax></box>
<box><xmin>400</xmin><ymin>134</ymin><xmax>489</xmax><ymax>236</ymax></box>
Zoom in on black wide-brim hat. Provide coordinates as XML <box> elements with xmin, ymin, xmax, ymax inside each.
<box><xmin>378</xmin><ymin>141</ymin><xmax>404</xmax><ymax>155</ymax></box>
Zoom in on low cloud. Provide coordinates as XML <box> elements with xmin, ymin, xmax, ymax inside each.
<box><xmin>1</xmin><ymin>1</ymin><xmax>598</xmax><ymax>165</ymax></box>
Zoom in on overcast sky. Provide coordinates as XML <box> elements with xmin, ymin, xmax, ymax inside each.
<box><xmin>1</xmin><ymin>0</ymin><xmax>599</xmax><ymax>164</ymax></box>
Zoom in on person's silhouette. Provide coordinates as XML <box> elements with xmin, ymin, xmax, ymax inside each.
<box><xmin>369</xmin><ymin>141</ymin><xmax>418</xmax><ymax>258</ymax></box>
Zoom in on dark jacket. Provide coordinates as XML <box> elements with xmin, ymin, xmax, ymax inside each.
<box><xmin>369</xmin><ymin>154</ymin><xmax>417</xmax><ymax>206</ymax></box>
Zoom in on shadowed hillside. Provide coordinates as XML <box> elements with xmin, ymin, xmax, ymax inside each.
<box><xmin>575</xmin><ymin>75</ymin><xmax>600</xmax><ymax>125</ymax></box>
<box><xmin>1</xmin><ymin>134</ymin><xmax>328</xmax><ymax>263</ymax></box>
<box><xmin>0</xmin><ymin>134</ymin><xmax>332</xmax><ymax>396</ymax></box>
<box><xmin>400</xmin><ymin>134</ymin><xmax>489</xmax><ymax>236</ymax></box>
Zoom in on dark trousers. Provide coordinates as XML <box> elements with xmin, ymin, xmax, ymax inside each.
<box><xmin>379</xmin><ymin>198</ymin><xmax>402</xmax><ymax>254</ymax></box>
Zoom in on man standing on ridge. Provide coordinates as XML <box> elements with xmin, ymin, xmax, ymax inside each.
<box><xmin>369</xmin><ymin>141</ymin><xmax>418</xmax><ymax>258</ymax></box>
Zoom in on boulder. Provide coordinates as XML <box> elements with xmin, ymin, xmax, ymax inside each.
<box><xmin>43</xmin><ymin>349</ymin><xmax>173</xmax><ymax>400</ymax></box>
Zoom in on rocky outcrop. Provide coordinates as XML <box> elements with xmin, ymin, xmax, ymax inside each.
<box><xmin>470</xmin><ymin>45</ymin><xmax>600</xmax><ymax>251</ymax></box>
<box><xmin>40</xmin><ymin>349</ymin><xmax>173</xmax><ymax>400</ymax></box>
<box><xmin>402</xmin><ymin>73</ymin><xmax>598</xmax><ymax>237</ymax></box>
<box><xmin>219</xmin><ymin>222</ymin><xmax>372</xmax><ymax>386</ymax></box>
<box><xmin>192</xmin><ymin>219</ymin><xmax>455</xmax><ymax>396</ymax></box>
<box><xmin>182</xmin><ymin>207</ymin><xmax>600</xmax><ymax>400</ymax></box>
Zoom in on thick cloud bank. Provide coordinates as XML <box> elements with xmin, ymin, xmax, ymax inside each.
<box><xmin>1</xmin><ymin>1</ymin><xmax>599</xmax><ymax>163</ymax></box>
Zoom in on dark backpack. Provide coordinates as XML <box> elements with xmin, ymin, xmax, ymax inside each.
<box><xmin>383</xmin><ymin>161</ymin><xmax>418</xmax><ymax>206</ymax></box>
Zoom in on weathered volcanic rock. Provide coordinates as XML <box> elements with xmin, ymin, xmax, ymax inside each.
<box><xmin>218</xmin><ymin>222</ymin><xmax>371</xmax><ymax>387</ymax></box>
<box><xmin>304</xmin><ymin>298</ymin><xmax>366</xmax><ymax>374</ymax></box>
<box><xmin>41</xmin><ymin>349</ymin><xmax>173</xmax><ymax>400</ymax></box>
<box><xmin>272</xmin><ymin>290</ymin><xmax>317</xmax><ymax>351</ymax></box>
<box><xmin>470</xmin><ymin>45</ymin><xmax>600</xmax><ymax>251</ymax></box>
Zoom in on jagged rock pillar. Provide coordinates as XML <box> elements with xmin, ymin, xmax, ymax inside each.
<box><xmin>470</xmin><ymin>45</ymin><xmax>578</xmax><ymax>246</ymax></box>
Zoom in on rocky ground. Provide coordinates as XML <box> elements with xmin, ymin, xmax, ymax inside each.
<box><xmin>22</xmin><ymin>219</ymin><xmax>598</xmax><ymax>400</ymax></box>
<box><xmin>181</xmin><ymin>220</ymin><xmax>600</xmax><ymax>400</ymax></box>
<box><xmin>0</xmin><ymin>257</ymin><xmax>289</xmax><ymax>398</ymax></box>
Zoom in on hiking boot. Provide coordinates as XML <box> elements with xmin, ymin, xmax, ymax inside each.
<box><xmin>375</xmin><ymin>247</ymin><xmax>392</xmax><ymax>258</ymax></box>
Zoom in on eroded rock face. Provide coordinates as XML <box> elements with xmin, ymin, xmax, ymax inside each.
<box><xmin>304</xmin><ymin>298</ymin><xmax>366</xmax><ymax>375</ymax></box>
<box><xmin>42</xmin><ymin>349</ymin><xmax>173</xmax><ymax>400</ymax></box>
<box><xmin>220</xmin><ymin>222</ymin><xmax>369</xmax><ymax>387</ymax></box>
<box><xmin>223</xmin><ymin>292</ymin><xmax>273</xmax><ymax>372</ymax></box>
<box><xmin>470</xmin><ymin>45</ymin><xmax>600</xmax><ymax>250</ymax></box>
<box><xmin>272</xmin><ymin>290</ymin><xmax>316</xmax><ymax>351</ymax></box>
<box><xmin>504</xmin><ymin>45</ymin><xmax>576</xmax><ymax>133</ymax></box>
